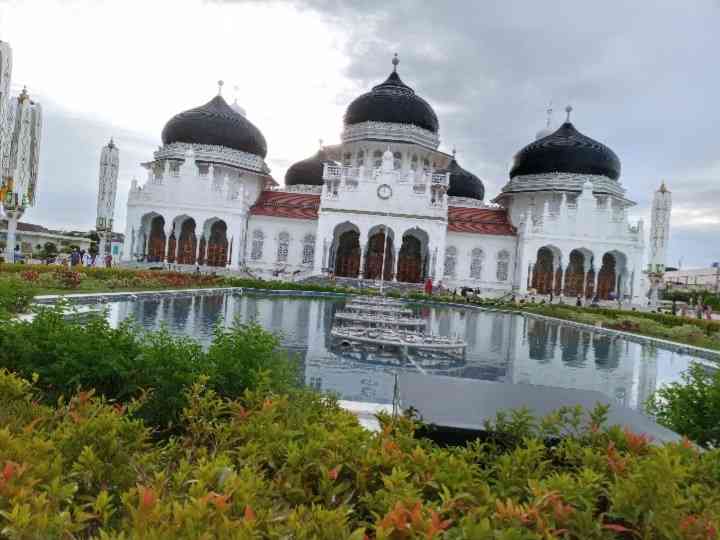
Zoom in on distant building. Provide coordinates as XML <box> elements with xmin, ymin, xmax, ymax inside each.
<box><xmin>664</xmin><ymin>267</ymin><xmax>720</xmax><ymax>292</ymax></box>
<box><xmin>0</xmin><ymin>219</ymin><xmax>123</xmax><ymax>261</ymax></box>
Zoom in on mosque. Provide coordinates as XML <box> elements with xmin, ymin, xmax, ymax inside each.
<box><xmin>122</xmin><ymin>55</ymin><xmax>658</xmax><ymax>301</ymax></box>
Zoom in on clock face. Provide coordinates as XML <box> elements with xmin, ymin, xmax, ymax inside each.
<box><xmin>377</xmin><ymin>184</ymin><xmax>393</xmax><ymax>200</ymax></box>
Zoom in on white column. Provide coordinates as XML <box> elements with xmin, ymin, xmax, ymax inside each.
<box><xmin>358</xmin><ymin>243</ymin><xmax>366</xmax><ymax>279</ymax></box>
<box><xmin>4</xmin><ymin>210</ymin><xmax>20</xmax><ymax>263</ymax></box>
<box><xmin>392</xmin><ymin>247</ymin><xmax>400</xmax><ymax>281</ymax></box>
<box><xmin>164</xmin><ymin>223</ymin><xmax>174</xmax><ymax>262</ymax></box>
<box><xmin>230</xmin><ymin>236</ymin><xmax>241</xmax><ymax>269</ymax></box>
<box><xmin>561</xmin><ymin>264</ymin><xmax>570</xmax><ymax>297</ymax></box>
<box><xmin>195</xmin><ymin>235</ymin><xmax>203</xmax><ymax>265</ymax></box>
<box><xmin>593</xmin><ymin>266</ymin><xmax>600</xmax><ymax>300</ymax></box>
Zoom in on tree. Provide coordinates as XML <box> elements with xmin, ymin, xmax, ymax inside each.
<box><xmin>646</xmin><ymin>363</ymin><xmax>720</xmax><ymax>448</ymax></box>
<box><xmin>39</xmin><ymin>242</ymin><xmax>58</xmax><ymax>261</ymax></box>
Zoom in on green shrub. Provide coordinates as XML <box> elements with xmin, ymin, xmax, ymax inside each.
<box><xmin>0</xmin><ymin>370</ymin><xmax>718</xmax><ymax>538</ymax></box>
<box><xmin>647</xmin><ymin>363</ymin><xmax>720</xmax><ymax>449</ymax></box>
<box><xmin>0</xmin><ymin>277</ymin><xmax>36</xmax><ymax>316</ymax></box>
<box><xmin>0</xmin><ymin>305</ymin><xmax>297</xmax><ymax>429</ymax></box>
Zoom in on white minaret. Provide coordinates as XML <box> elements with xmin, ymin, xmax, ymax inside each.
<box><xmin>648</xmin><ymin>181</ymin><xmax>672</xmax><ymax>274</ymax></box>
<box><xmin>646</xmin><ymin>181</ymin><xmax>672</xmax><ymax>307</ymax></box>
<box><xmin>0</xmin><ymin>41</ymin><xmax>13</xmax><ymax>153</ymax></box>
<box><xmin>95</xmin><ymin>138</ymin><xmax>119</xmax><ymax>261</ymax></box>
<box><xmin>1</xmin><ymin>86</ymin><xmax>42</xmax><ymax>263</ymax></box>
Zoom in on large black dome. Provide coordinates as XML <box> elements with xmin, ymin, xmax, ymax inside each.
<box><xmin>446</xmin><ymin>156</ymin><xmax>485</xmax><ymax>200</ymax></box>
<box><xmin>161</xmin><ymin>95</ymin><xmax>267</xmax><ymax>158</ymax></box>
<box><xmin>285</xmin><ymin>148</ymin><xmax>331</xmax><ymax>186</ymax></box>
<box><xmin>344</xmin><ymin>62</ymin><xmax>438</xmax><ymax>133</ymax></box>
<box><xmin>509</xmin><ymin>122</ymin><xmax>620</xmax><ymax>180</ymax></box>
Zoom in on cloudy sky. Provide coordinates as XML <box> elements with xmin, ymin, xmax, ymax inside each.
<box><xmin>1</xmin><ymin>0</ymin><xmax>718</xmax><ymax>267</ymax></box>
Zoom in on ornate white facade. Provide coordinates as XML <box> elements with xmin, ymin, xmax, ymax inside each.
<box><xmin>121</xmin><ymin>59</ymin><xmax>653</xmax><ymax>302</ymax></box>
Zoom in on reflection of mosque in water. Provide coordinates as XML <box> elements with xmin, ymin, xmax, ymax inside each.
<box><xmin>108</xmin><ymin>294</ymin><xmax>660</xmax><ymax>407</ymax></box>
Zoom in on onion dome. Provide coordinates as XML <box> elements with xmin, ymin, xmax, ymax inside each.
<box><xmin>445</xmin><ymin>153</ymin><xmax>485</xmax><ymax>200</ymax></box>
<box><xmin>344</xmin><ymin>54</ymin><xmax>438</xmax><ymax>133</ymax></box>
<box><xmin>510</xmin><ymin>108</ymin><xmax>621</xmax><ymax>180</ymax></box>
<box><xmin>285</xmin><ymin>147</ymin><xmax>332</xmax><ymax>186</ymax></box>
<box><xmin>161</xmin><ymin>85</ymin><xmax>267</xmax><ymax>158</ymax></box>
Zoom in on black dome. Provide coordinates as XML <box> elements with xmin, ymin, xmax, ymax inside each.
<box><xmin>161</xmin><ymin>95</ymin><xmax>267</xmax><ymax>158</ymax></box>
<box><xmin>509</xmin><ymin>122</ymin><xmax>620</xmax><ymax>180</ymax></box>
<box><xmin>446</xmin><ymin>156</ymin><xmax>485</xmax><ymax>200</ymax></box>
<box><xmin>285</xmin><ymin>148</ymin><xmax>331</xmax><ymax>186</ymax></box>
<box><xmin>344</xmin><ymin>69</ymin><xmax>439</xmax><ymax>133</ymax></box>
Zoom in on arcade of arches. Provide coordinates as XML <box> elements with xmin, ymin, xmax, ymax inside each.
<box><xmin>331</xmin><ymin>226</ymin><xmax>428</xmax><ymax>283</ymax></box>
<box><xmin>142</xmin><ymin>215</ymin><xmax>230</xmax><ymax>267</ymax></box>
<box><xmin>530</xmin><ymin>246</ymin><xmax>629</xmax><ymax>300</ymax></box>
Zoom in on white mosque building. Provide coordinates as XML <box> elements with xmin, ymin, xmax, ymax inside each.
<box><xmin>122</xmin><ymin>56</ymin><xmax>657</xmax><ymax>301</ymax></box>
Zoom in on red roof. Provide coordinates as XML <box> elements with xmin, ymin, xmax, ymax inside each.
<box><xmin>250</xmin><ymin>191</ymin><xmax>320</xmax><ymax>220</ymax></box>
<box><xmin>447</xmin><ymin>206</ymin><xmax>516</xmax><ymax>236</ymax></box>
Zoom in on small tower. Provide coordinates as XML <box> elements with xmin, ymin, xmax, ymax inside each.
<box><xmin>1</xmin><ymin>86</ymin><xmax>42</xmax><ymax>263</ymax></box>
<box><xmin>95</xmin><ymin>138</ymin><xmax>120</xmax><ymax>261</ymax></box>
<box><xmin>648</xmin><ymin>181</ymin><xmax>672</xmax><ymax>274</ymax></box>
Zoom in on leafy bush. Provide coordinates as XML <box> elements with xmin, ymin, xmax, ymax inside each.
<box><xmin>0</xmin><ymin>305</ymin><xmax>297</xmax><ymax>429</ymax></box>
<box><xmin>0</xmin><ymin>369</ymin><xmax>718</xmax><ymax>538</ymax></box>
<box><xmin>647</xmin><ymin>363</ymin><xmax>720</xmax><ymax>449</ymax></box>
<box><xmin>0</xmin><ymin>277</ymin><xmax>36</xmax><ymax>316</ymax></box>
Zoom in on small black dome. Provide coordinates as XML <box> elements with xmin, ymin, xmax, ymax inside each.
<box><xmin>344</xmin><ymin>69</ymin><xmax>438</xmax><ymax>133</ymax></box>
<box><xmin>161</xmin><ymin>95</ymin><xmax>267</xmax><ymax>158</ymax></box>
<box><xmin>510</xmin><ymin>122</ymin><xmax>620</xmax><ymax>180</ymax></box>
<box><xmin>285</xmin><ymin>148</ymin><xmax>331</xmax><ymax>186</ymax></box>
<box><xmin>446</xmin><ymin>156</ymin><xmax>485</xmax><ymax>200</ymax></box>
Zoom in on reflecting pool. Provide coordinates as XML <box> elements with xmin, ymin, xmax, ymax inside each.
<box><xmin>101</xmin><ymin>292</ymin><xmax>716</xmax><ymax>407</ymax></box>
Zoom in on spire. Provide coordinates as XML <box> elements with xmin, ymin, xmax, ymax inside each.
<box><xmin>107</xmin><ymin>137</ymin><xmax>115</xmax><ymax>149</ymax></box>
<box><xmin>565</xmin><ymin>105</ymin><xmax>573</xmax><ymax>123</ymax></box>
<box><xmin>659</xmin><ymin>180</ymin><xmax>669</xmax><ymax>193</ymax></box>
<box><xmin>217</xmin><ymin>79</ymin><xmax>224</xmax><ymax>96</ymax></box>
<box><xmin>452</xmin><ymin>146</ymin><xmax>457</xmax><ymax>158</ymax></box>
<box><xmin>392</xmin><ymin>52</ymin><xmax>399</xmax><ymax>72</ymax></box>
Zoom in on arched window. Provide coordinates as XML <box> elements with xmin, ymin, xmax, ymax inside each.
<box><xmin>251</xmin><ymin>230</ymin><xmax>264</xmax><ymax>260</ymax></box>
<box><xmin>356</xmin><ymin>150</ymin><xmax>365</xmax><ymax>167</ymax></box>
<box><xmin>277</xmin><ymin>231</ymin><xmax>290</xmax><ymax>262</ymax></box>
<box><xmin>393</xmin><ymin>151</ymin><xmax>402</xmax><ymax>170</ymax></box>
<box><xmin>496</xmin><ymin>250</ymin><xmax>510</xmax><ymax>281</ymax></box>
<box><xmin>302</xmin><ymin>234</ymin><xmax>315</xmax><ymax>265</ymax></box>
<box><xmin>343</xmin><ymin>152</ymin><xmax>352</xmax><ymax>166</ymax></box>
<box><xmin>470</xmin><ymin>248</ymin><xmax>484</xmax><ymax>279</ymax></box>
<box><xmin>411</xmin><ymin>154</ymin><xmax>418</xmax><ymax>171</ymax></box>
<box><xmin>444</xmin><ymin>246</ymin><xmax>457</xmax><ymax>277</ymax></box>
<box><xmin>373</xmin><ymin>150</ymin><xmax>383</xmax><ymax>168</ymax></box>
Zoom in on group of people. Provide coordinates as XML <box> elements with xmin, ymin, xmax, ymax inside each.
<box><xmin>68</xmin><ymin>247</ymin><xmax>112</xmax><ymax>268</ymax></box>
<box><xmin>672</xmin><ymin>299</ymin><xmax>714</xmax><ymax>321</ymax></box>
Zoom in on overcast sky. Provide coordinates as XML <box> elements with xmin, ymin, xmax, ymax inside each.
<box><xmin>1</xmin><ymin>0</ymin><xmax>718</xmax><ymax>267</ymax></box>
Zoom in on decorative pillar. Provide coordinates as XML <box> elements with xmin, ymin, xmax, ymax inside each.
<box><xmin>528</xmin><ymin>262</ymin><xmax>535</xmax><ymax>289</ymax></box>
<box><xmin>561</xmin><ymin>264</ymin><xmax>570</xmax><ymax>297</ymax></box>
<box><xmin>195</xmin><ymin>235</ymin><xmax>203</xmax><ymax>265</ymax></box>
<box><xmin>582</xmin><ymin>267</ymin><xmax>589</xmax><ymax>299</ymax></box>
<box><xmin>392</xmin><ymin>247</ymin><xmax>400</xmax><ymax>281</ymax></box>
<box><xmin>358</xmin><ymin>243</ymin><xmax>366</xmax><ymax>279</ymax></box>
<box><xmin>164</xmin><ymin>223</ymin><xmax>174</xmax><ymax>262</ymax></box>
<box><xmin>593</xmin><ymin>267</ymin><xmax>600</xmax><ymax>300</ymax></box>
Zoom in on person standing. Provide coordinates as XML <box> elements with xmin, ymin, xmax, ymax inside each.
<box><xmin>424</xmin><ymin>277</ymin><xmax>433</xmax><ymax>296</ymax></box>
<box><xmin>576</xmin><ymin>295</ymin><xmax>582</xmax><ymax>307</ymax></box>
<box><xmin>105</xmin><ymin>254</ymin><xmax>112</xmax><ymax>268</ymax></box>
